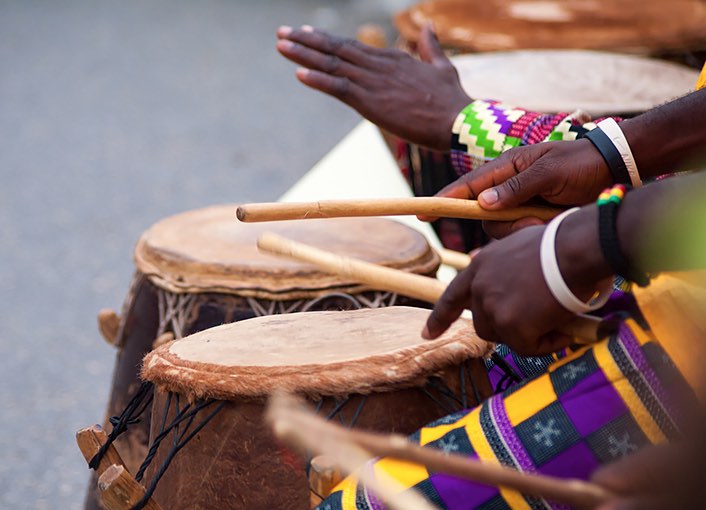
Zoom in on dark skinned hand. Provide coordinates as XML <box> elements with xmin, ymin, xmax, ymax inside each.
<box><xmin>427</xmin><ymin>138</ymin><xmax>612</xmax><ymax>238</ymax></box>
<box><xmin>276</xmin><ymin>24</ymin><xmax>471</xmax><ymax>151</ymax></box>
<box><xmin>422</xmin><ymin>206</ymin><xmax>612</xmax><ymax>355</ymax></box>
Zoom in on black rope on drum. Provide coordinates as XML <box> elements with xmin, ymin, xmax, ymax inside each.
<box><xmin>326</xmin><ymin>397</ymin><xmax>352</xmax><ymax>424</ymax></box>
<box><xmin>347</xmin><ymin>395</ymin><xmax>367</xmax><ymax>429</ymax></box>
<box><xmin>459</xmin><ymin>364</ymin><xmax>468</xmax><ymax>409</ymax></box>
<box><xmin>425</xmin><ymin>378</ymin><xmax>464</xmax><ymax>409</ymax></box>
<box><xmin>89</xmin><ymin>381</ymin><xmax>154</xmax><ymax>470</ymax></box>
<box><xmin>131</xmin><ymin>398</ymin><xmax>225</xmax><ymax>510</ymax></box>
<box><xmin>420</xmin><ymin>387</ymin><xmax>457</xmax><ymax>415</ymax></box>
<box><xmin>466</xmin><ymin>361</ymin><xmax>482</xmax><ymax>406</ymax></box>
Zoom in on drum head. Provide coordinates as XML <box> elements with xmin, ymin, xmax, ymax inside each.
<box><xmin>134</xmin><ymin>205</ymin><xmax>439</xmax><ymax>297</ymax></box>
<box><xmin>451</xmin><ymin>50</ymin><xmax>698</xmax><ymax>115</ymax></box>
<box><xmin>395</xmin><ymin>0</ymin><xmax>706</xmax><ymax>54</ymax></box>
<box><xmin>141</xmin><ymin>306</ymin><xmax>490</xmax><ymax>400</ymax></box>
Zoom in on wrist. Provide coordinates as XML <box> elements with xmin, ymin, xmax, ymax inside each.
<box><xmin>555</xmin><ymin>204</ymin><xmax>614</xmax><ymax>299</ymax></box>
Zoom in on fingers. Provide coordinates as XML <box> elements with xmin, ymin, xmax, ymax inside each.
<box><xmin>422</xmin><ymin>267</ymin><xmax>474</xmax><ymax>339</ymax></box>
<box><xmin>295</xmin><ymin>68</ymin><xmax>365</xmax><ymax>102</ymax></box>
<box><xmin>277</xmin><ymin>25</ymin><xmax>381</xmax><ymax>68</ymax></box>
<box><xmin>482</xmin><ymin>217</ymin><xmax>545</xmax><ymax>239</ymax></box>
<box><xmin>417</xmin><ymin>22</ymin><xmax>450</xmax><ymax>68</ymax></box>
<box><xmin>277</xmin><ymin>38</ymin><xmax>364</xmax><ymax>81</ymax></box>
<box><xmin>477</xmin><ymin>146</ymin><xmax>555</xmax><ymax>210</ymax></box>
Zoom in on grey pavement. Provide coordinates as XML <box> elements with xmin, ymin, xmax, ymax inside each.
<box><xmin>0</xmin><ymin>1</ymin><xmax>406</xmax><ymax>507</ymax></box>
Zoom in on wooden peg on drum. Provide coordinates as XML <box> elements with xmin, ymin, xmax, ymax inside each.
<box><xmin>257</xmin><ymin>232</ymin><xmax>617</xmax><ymax>343</ymax></box>
<box><xmin>236</xmin><ymin>197</ymin><xmax>562</xmax><ymax>223</ymax></box>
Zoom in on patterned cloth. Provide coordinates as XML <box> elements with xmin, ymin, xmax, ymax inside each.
<box><xmin>317</xmin><ymin>319</ymin><xmax>694</xmax><ymax>510</ymax></box>
<box><xmin>450</xmin><ymin>99</ymin><xmax>602</xmax><ymax>177</ymax></box>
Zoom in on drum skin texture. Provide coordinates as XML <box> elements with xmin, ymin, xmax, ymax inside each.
<box><xmin>86</xmin><ymin>208</ymin><xmax>440</xmax><ymax>509</ymax></box>
<box><xmin>140</xmin><ymin>307</ymin><xmax>493</xmax><ymax>509</ymax></box>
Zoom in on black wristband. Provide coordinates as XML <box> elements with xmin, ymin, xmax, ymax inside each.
<box><xmin>585</xmin><ymin>127</ymin><xmax>631</xmax><ymax>184</ymax></box>
<box><xmin>597</xmin><ymin>187</ymin><xmax>650</xmax><ymax>287</ymax></box>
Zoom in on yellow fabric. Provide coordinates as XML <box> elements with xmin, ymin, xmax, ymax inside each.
<box><xmin>503</xmin><ymin>373</ymin><xmax>556</xmax><ymax>426</ymax></box>
<box><xmin>373</xmin><ymin>458</ymin><xmax>428</xmax><ymax>488</ymax></box>
<box><xmin>633</xmin><ymin>272</ymin><xmax>706</xmax><ymax>400</ymax></box>
<box><xmin>593</xmin><ymin>330</ymin><xmax>666</xmax><ymax>444</ymax></box>
<box><xmin>465</xmin><ymin>407</ymin><xmax>531</xmax><ymax>510</ymax></box>
<box><xmin>697</xmin><ymin>62</ymin><xmax>706</xmax><ymax>90</ymax></box>
<box><xmin>420</xmin><ymin>414</ymin><xmax>474</xmax><ymax>445</ymax></box>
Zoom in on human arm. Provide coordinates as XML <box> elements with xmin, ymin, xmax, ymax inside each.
<box><xmin>422</xmin><ymin>172</ymin><xmax>706</xmax><ymax>354</ymax></box>
<box><xmin>276</xmin><ymin>24</ymin><xmax>470</xmax><ymax>151</ymax></box>
<box><xmin>434</xmin><ymin>89</ymin><xmax>706</xmax><ymax>237</ymax></box>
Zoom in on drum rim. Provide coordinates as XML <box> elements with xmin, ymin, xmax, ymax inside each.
<box><xmin>133</xmin><ymin>205</ymin><xmax>441</xmax><ymax>298</ymax></box>
<box><xmin>141</xmin><ymin>307</ymin><xmax>490</xmax><ymax>401</ymax></box>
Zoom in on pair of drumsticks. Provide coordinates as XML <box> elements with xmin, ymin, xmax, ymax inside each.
<box><xmin>239</xmin><ymin>197</ymin><xmax>615</xmax><ymax>507</ymax></box>
<box><xmin>238</xmin><ymin>197</ymin><xmax>616</xmax><ymax>343</ymax></box>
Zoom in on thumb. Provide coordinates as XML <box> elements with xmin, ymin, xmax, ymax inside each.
<box><xmin>478</xmin><ymin>164</ymin><xmax>550</xmax><ymax>209</ymax></box>
<box><xmin>418</xmin><ymin>22</ymin><xmax>448</xmax><ymax>67</ymax></box>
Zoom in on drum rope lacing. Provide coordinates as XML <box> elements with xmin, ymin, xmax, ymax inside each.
<box><xmin>89</xmin><ymin>381</ymin><xmax>154</xmax><ymax>472</ymax></box>
<box><xmin>131</xmin><ymin>393</ymin><xmax>226</xmax><ymax>510</ymax></box>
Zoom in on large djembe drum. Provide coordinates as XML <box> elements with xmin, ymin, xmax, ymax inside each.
<box><xmin>89</xmin><ymin>205</ymin><xmax>440</xmax><ymax>507</ymax></box>
<box><xmin>136</xmin><ymin>307</ymin><xmax>492</xmax><ymax>509</ymax></box>
<box><xmin>396</xmin><ymin>50</ymin><xmax>698</xmax><ymax>251</ymax></box>
<box><xmin>395</xmin><ymin>0</ymin><xmax>706</xmax><ymax>56</ymax></box>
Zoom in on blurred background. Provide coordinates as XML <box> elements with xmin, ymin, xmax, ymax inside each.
<box><xmin>2</xmin><ymin>0</ymin><xmax>705</xmax><ymax>508</ymax></box>
<box><xmin>0</xmin><ymin>1</ymin><xmax>405</xmax><ymax>508</ymax></box>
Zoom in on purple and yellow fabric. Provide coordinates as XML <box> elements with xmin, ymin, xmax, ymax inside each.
<box><xmin>317</xmin><ymin>313</ymin><xmax>694</xmax><ymax>510</ymax></box>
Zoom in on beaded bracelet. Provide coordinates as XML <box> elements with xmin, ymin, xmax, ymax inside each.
<box><xmin>597</xmin><ymin>184</ymin><xmax>650</xmax><ymax>287</ymax></box>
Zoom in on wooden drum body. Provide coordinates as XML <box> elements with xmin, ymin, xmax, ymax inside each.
<box><xmin>140</xmin><ymin>307</ymin><xmax>493</xmax><ymax>509</ymax></box>
<box><xmin>97</xmin><ymin>206</ymin><xmax>439</xmax><ymax>483</ymax></box>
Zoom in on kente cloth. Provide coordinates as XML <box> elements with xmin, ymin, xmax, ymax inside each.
<box><xmin>449</xmin><ymin>99</ymin><xmax>613</xmax><ymax>177</ymax></box>
<box><xmin>317</xmin><ymin>318</ymin><xmax>694</xmax><ymax>510</ymax></box>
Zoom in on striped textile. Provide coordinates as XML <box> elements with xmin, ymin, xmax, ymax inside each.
<box><xmin>317</xmin><ymin>319</ymin><xmax>693</xmax><ymax>510</ymax></box>
<box><xmin>449</xmin><ymin>100</ymin><xmax>599</xmax><ymax>177</ymax></box>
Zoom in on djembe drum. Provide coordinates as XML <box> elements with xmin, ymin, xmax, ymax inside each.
<box><xmin>136</xmin><ymin>306</ymin><xmax>492</xmax><ymax>509</ymax></box>
<box><xmin>394</xmin><ymin>50</ymin><xmax>698</xmax><ymax>251</ymax></box>
<box><xmin>88</xmin><ymin>205</ymin><xmax>440</xmax><ymax>508</ymax></box>
<box><xmin>395</xmin><ymin>0</ymin><xmax>706</xmax><ymax>56</ymax></box>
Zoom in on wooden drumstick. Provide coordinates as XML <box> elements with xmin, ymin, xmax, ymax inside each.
<box><xmin>257</xmin><ymin>233</ymin><xmax>615</xmax><ymax>343</ymax></box>
<box><xmin>437</xmin><ymin>247</ymin><xmax>472</xmax><ymax>270</ymax></box>
<box><xmin>267</xmin><ymin>393</ymin><xmax>612</xmax><ymax>509</ymax></box>
<box><xmin>237</xmin><ymin>197</ymin><xmax>562</xmax><ymax>223</ymax></box>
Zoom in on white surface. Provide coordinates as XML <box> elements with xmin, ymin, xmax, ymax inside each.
<box><xmin>280</xmin><ymin>120</ymin><xmax>457</xmax><ymax>283</ymax></box>
<box><xmin>453</xmin><ymin>50</ymin><xmax>698</xmax><ymax>115</ymax></box>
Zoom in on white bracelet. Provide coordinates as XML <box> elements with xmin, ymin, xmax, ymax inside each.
<box><xmin>597</xmin><ymin>118</ymin><xmax>642</xmax><ymax>187</ymax></box>
<box><xmin>540</xmin><ymin>208</ymin><xmax>612</xmax><ymax>313</ymax></box>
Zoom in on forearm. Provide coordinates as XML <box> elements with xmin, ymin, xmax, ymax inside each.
<box><xmin>619</xmin><ymin>88</ymin><xmax>706</xmax><ymax>178</ymax></box>
<box><xmin>558</xmin><ymin>174</ymin><xmax>706</xmax><ymax>291</ymax></box>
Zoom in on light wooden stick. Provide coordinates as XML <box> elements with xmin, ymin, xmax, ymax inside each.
<box><xmin>267</xmin><ymin>393</ymin><xmax>612</xmax><ymax>509</ymax></box>
<box><xmin>257</xmin><ymin>233</ymin><xmax>614</xmax><ymax>343</ymax></box>
<box><xmin>237</xmin><ymin>197</ymin><xmax>561</xmax><ymax>223</ymax></box>
<box><xmin>76</xmin><ymin>425</ymin><xmax>127</xmax><ymax>477</ymax></box>
<box><xmin>437</xmin><ymin>247</ymin><xmax>472</xmax><ymax>270</ymax></box>
<box><xmin>98</xmin><ymin>464</ymin><xmax>164</xmax><ymax>510</ymax></box>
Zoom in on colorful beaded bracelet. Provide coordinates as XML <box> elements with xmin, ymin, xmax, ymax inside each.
<box><xmin>597</xmin><ymin>184</ymin><xmax>650</xmax><ymax>287</ymax></box>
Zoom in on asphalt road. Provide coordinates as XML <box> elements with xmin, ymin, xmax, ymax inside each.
<box><xmin>0</xmin><ymin>1</ymin><xmax>403</xmax><ymax>507</ymax></box>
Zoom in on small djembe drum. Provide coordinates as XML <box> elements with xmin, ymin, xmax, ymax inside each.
<box><xmin>91</xmin><ymin>206</ymin><xmax>440</xmax><ymax>499</ymax></box>
<box><xmin>135</xmin><ymin>306</ymin><xmax>492</xmax><ymax>509</ymax></box>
